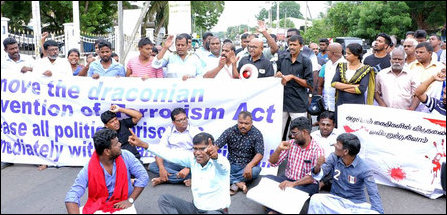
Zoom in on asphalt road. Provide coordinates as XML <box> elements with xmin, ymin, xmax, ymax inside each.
<box><xmin>1</xmin><ymin>163</ymin><xmax>446</xmax><ymax>214</ymax></box>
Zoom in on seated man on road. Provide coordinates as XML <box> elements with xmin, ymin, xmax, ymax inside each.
<box><xmin>215</xmin><ymin>111</ymin><xmax>264</xmax><ymax>195</ymax></box>
<box><xmin>148</xmin><ymin>107</ymin><xmax>201</xmax><ymax>187</ymax></box>
<box><xmin>129</xmin><ymin>132</ymin><xmax>231</xmax><ymax>214</ymax></box>
<box><xmin>310</xmin><ymin>111</ymin><xmax>339</xmax><ymax>191</ymax></box>
<box><xmin>307</xmin><ymin>133</ymin><xmax>384</xmax><ymax>214</ymax></box>
<box><xmin>264</xmin><ymin>117</ymin><xmax>324</xmax><ymax>214</ymax></box>
<box><xmin>65</xmin><ymin>128</ymin><xmax>148</xmax><ymax>214</ymax></box>
<box><xmin>101</xmin><ymin>105</ymin><xmax>143</xmax><ymax>162</ymax></box>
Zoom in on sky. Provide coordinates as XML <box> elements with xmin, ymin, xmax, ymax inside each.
<box><xmin>210</xmin><ymin>1</ymin><xmax>328</xmax><ymax>32</ymax></box>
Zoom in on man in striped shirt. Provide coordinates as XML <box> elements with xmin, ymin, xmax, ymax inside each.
<box><xmin>267</xmin><ymin>117</ymin><xmax>324</xmax><ymax>195</ymax></box>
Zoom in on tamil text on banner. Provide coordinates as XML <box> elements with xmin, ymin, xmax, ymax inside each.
<box><xmin>338</xmin><ymin>104</ymin><xmax>446</xmax><ymax>199</ymax></box>
<box><xmin>1</xmin><ymin>73</ymin><xmax>283</xmax><ymax>169</ymax></box>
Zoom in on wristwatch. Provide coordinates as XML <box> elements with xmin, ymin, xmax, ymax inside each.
<box><xmin>128</xmin><ymin>197</ymin><xmax>134</xmax><ymax>204</ymax></box>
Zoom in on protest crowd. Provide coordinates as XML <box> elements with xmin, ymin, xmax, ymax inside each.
<box><xmin>1</xmin><ymin>12</ymin><xmax>446</xmax><ymax>214</ymax></box>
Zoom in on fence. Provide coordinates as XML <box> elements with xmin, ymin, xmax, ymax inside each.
<box><xmin>6</xmin><ymin>25</ymin><xmax>115</xmax><ymax>58</ymax></box>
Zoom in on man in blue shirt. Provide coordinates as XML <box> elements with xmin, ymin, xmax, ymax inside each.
<box><xmin>308</xmin><ymin>133</ymin><xmax>384</xmax><ymax>214</ymax></box>
<box><xmin>65</xmin><ymin>128</ymin><xmax>148</xmax><ymax>214</ymax></box>
<box><xmin>129</xmin><ymin>132</ymin><xmax>231</xmax><ymax>214</ymax></box>
<box><xmin>87</xmin><ymin>40</ymin><xmax>126</xmax><ymax>79</ymax></box>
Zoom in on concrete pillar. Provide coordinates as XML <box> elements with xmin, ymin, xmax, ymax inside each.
<box><xmin>63</xmin><ymin>23</ymin><xmax>74</xmax><ymax>56</ymax></box>
<box><xmin>114</xmin><ymin>26</ymin><xmax>121</xmax><ymax>58</ymax></box>
<box><xmin>146</xmin><ymin>28</ymin><xmax>154</xmax><ymax>42</ymax></box>
<box><xmin>72</xmin><ymin>1</ymin><xmax>81</xmax><ymax>52</ymax></box>
<box><xmin>32</xmin><ymin>1</ymin><xmax>42</xmax><ymax>59</ymax></box>
<box><xmin>1</xmin><ymin>17</ymin><xmax>10</xmax><ymax>53</ymax></box>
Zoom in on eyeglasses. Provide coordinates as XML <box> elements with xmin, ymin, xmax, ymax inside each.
<box><xmin>289</xmin><ymin>130</ymin><xmax>301</xmax><ymax>137</ymax></box>
<box><xmin>174</xmin><ymin>117</ymin><xmax>188</xmax><ymax>123</ymax></box>
<box><xmin>403</xmin><ymin>45</ymin><xmax>413</xmax><ymax>48</ymax></box>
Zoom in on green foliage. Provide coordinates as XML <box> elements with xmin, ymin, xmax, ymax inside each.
<box><xmin>226</xmin><ymin>24</ymin><xmax>251</xmax><ymax>41</ymax></box>
<box><xmin>405</xmin><ymin>1</ymin><xmax>446</xmax><ymax>30</ymax></box>
<box><xmin>352</xmin><ymin>1</ymin><xmax>411</xmax><ymax>40</ymax></box>
<box><xmin>307</xmin><ymin>1</ymin><xmax>413</xmax><ymax>42</ymax></box>
<box><xmin>271</xmin><ymin>19</ymin><xmax>295</xmax><ymax>29</ymax></box>
<box><xmin>1</xmin><ymin>1</ymin><xmax>32</xmax><ymax>31</ymax></box>
<box><xmin>256</xmin><ymin>2</ymin><xmax>303</xmax><ymax>21</ymax></box>
<box><xmin>302</xmin><ymin>19</ymin><xmax>338</xmax><ymax>44</ymax></box>
<box><xmin>191</xmin><ymin>1</ymin><xmax>224</xmax><ymax>32</ymax></box>
<box><xmin>1</xmin><ymin>1</ymin><xmax>118</xmax><ymax>34</ymax></box>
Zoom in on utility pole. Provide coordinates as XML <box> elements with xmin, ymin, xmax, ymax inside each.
<box><xmin>32</xmin><ymin>1</ymin><xmax>41</xmax><ymax>59</ymax></box>
<box><xmin>305</xmin><ymin>1</ymin><xmax>308</xmax><ymax>31</ymax></box>
<box><xmin>276</xmin><ymin>1</ymin><xmax>279</xmax><ymax>33</ymax></box>
<box><xmin>118</xmin><ymin>1</ymin><xmax>124</xmax><ymax>63</ymax></box>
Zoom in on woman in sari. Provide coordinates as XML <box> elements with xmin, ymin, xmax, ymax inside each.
<box><xmin>331</xmin><ymin>43</ymin><xmax>375</xmax><ymax>124</ymax></box>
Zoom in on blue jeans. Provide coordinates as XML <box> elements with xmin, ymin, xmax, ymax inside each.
<box><xmin>149</xmin><ymin>160</ymin><xmax>191</xmax><ymax>184</ymax></box>
<box><xmin>230</xmin><ymin>164</ymin><xmax>262</xmax><ymax>184</ymax></box>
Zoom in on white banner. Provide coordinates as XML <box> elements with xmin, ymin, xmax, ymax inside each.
<box><xmin>1</xmin><ymin>73</ymin><xmax>283</xmax><ymax>168</ymax></box>
<box><xmin>339</xmin><ymin>104</ymin><xmax>446</xmax><ymax>199</ymax></box>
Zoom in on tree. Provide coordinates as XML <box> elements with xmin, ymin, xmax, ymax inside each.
<box><xmin>352</xmin><ymin>1</ymin><xmax>412</xmax><ymax>40</ymax></box>
<box><xmin>271</xmin><ymin>18</ymin><xmax>295</xmax><ymax>29</ymax></box>
<box><xmin>256</xmin><ymin>1</ymin><xmax>303</xmax><ymax>21</ymax></box>
<box><xmin>191</xmin><ymin>1</ymin><xmax>224</xmax><ymax>33</ymax></box>
<box><xmin>1</xmin><ymin>1</ymin><xmax>118</xmax><ymax>34</ymax></box>
<box><xmin>405</xmin><ymin>1</ymin><xmax>446</xmax><ymax>31</ymax></box>
<box><xmin>302</xmin><ymin>18</ymin><xmax>338</xmax><ymax>44</ymax></box>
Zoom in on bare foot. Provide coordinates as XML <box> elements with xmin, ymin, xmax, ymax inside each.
<box><xmin>184</xmin><ymin>179</ymin><xmax>191</xmax><ymax>187</ymax></box>
<box><xmin>236</xmin><ymin>182</ymin><xmax>248</xmax><ymax>194</ymax></box>
<box><xmin>37</xmin><ymin>165</ymin><xmax>47</xmax><ymax>171</ymax></box>
<box><xmin>151</xmin><ymin>177</ymin><xmax>164</xmax><ymax>187</ymax></box>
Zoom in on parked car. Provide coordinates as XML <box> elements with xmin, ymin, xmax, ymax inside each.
<box><xmin>335</xmin><ymin>37</ymin><xmax>368</xmax><ymax>54</ymax></box>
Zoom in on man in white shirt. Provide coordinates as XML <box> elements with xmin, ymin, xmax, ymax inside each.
<box><xmin>152</xmin><ymin>34</ymin><xmax>205</xmax><ymax>80</ymax></box>
<box><xmin>148</xmin><ymin>108</ymin><xmax>202</xmax><ymax>187</ymax></box>
<box><xmin>129</xmin><ymin>132</ymin><xmax>231</xmax><ymax>214</ymax></box>
<box><xmin>33</xmin><ymin>40</ymin><xmax>72</xmax><ymax>78</ymax></box>
<box><xmin>317</xmin><ymin>43</ymin><xmax>346</xmax><ymax>112</ymax></box>
<box><xmin>310</xmin><ymin>111</ymin><xmax>338</xmax><ymax>191</ymax></box>
<box><xmin>203</xmin><ymin>42</ymin><xmax>238</xmax><ymax>79</ymax></box>
<box><xmin>2</xmin><ymin>37</ymin><xmax>34</xmax><ymax>74</ymax></box>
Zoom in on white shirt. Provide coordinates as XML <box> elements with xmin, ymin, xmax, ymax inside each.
<box><xmin>159</xmin><ymin>124</ymin><xmax>202</xmax><ymax>151</ymax></box>
<box><xmin>1</xmin><ymin>54</ymin><xmax>34</xmax><ymax>73</ymax></box>
<box><xmin>323</xmin><ymin>57</ymin><xmax>346</xmax><ymax>111</ymax></box>
<box><xmin>311</xmin><ymin>128</ymin><xmax>339</xmax><ymax>158</ymax></box>
<box><xmin>147</xmin><ymin>145</ymin><xmax>231</xmax><ymax>211</ymax></box>
<box><xmin>214</xmin><ymin>63</ymin><xmax>235</xmax><ymax>79</ymax></box>
<box><xmin>33</xmin><ymin>57</ymin><xmax>72</xmax><ymax>78</ymax></box>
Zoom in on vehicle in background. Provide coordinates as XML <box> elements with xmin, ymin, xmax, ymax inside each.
<box><xmin>335</xmin><ymin>37</ymin><xmax>369</xmax><ymax>55</ymax></box>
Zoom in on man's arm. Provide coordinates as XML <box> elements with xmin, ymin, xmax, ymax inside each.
<box><xmin>203</xmin><ymin>57</ymin><xmax>226</xmax><ymax>78</ymax></box>
<box><xmin>364</xmin><ymin>170</ymin><xmax>385</xmax><ymax>214</ymax></box>
<box><xmin>65</xmin><ymin>202</ymin><xmax>80</xmax><ymax>214</ymax></box>
<box><xmin>110</xmin><ymin>105</ymin><xmax>142</xmax><ymax>125</ymax></box>
<box><xmin>268</xmin><ymin>141</ymin><xmax>290</xmax><ymax>165</ymax></box>
<box><xmin>374</xmin><ymin>74</ymin><xmax>388</xmax><ymax>107</ymax></box>
<box><xmin>113</xmin><ymin>151</ymin><xmax>148</xmax><ymax>209</ymax></box>
<box><xmin>128</xmin><ymin>131</ymin><xmax>191</xmax><ymax>167</ymax></box>
<box><xmin>415</xmin><ymin>69</ymin><xmax>446</xmax><ymax>103</ymax></box>
<box><xmin>243</xmin><ymin>153</ymin><xmax>263</xmax><ymax>180</ymax></box>
<box><xmin>257</xmin><ymin>20</ymin><xmax>278</xmax><ymax>55</ymax></box>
